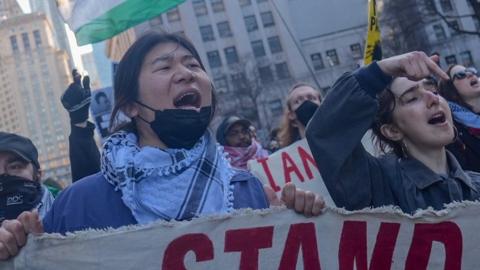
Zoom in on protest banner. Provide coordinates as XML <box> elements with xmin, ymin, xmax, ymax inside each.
<box><xmin>248</xmin><ymin>139</ymin><xmax>335</xmax><ymax>205</ymax></box>
<box><xmin>2</xmin><ymin>202</ymin><xmax>479</xmax><ymax>269</ymax></box>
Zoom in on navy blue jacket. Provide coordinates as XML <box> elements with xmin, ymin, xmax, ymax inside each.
<box><xmin>43</xmin><ymin>171</ymin><xmax>269</xmax><ymax>234</ymax></box>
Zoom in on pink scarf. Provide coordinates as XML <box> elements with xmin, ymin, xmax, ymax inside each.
<box><xmin>223</xmin><ymin>140</ymin><xmax>269</xmax><ymax>170</ymax></box>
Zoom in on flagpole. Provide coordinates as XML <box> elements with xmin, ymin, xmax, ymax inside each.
<box><xmin>269</xmin><ymin>0</ymin><xmax>322</xmax><ymax>91</ymax></box>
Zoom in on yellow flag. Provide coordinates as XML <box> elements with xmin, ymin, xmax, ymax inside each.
<box><xmin>363</xmin><ymin>0</ymin><xmax>382</xmax><ymax>65</ymax></box>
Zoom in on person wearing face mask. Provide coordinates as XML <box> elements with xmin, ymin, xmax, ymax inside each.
<box><xmin>0</xmin><ymin>32</ymin><xmax>326</xmax><ymax>260</ymax></box>
<box><xmin>439</xmin><ymin>65</ymin><xmax>480</xmax><ymax>172</ymax></box>
<box><xmin>306</xmin><ymin>51</ymin><xmax>480</xmax><ymax>214</ymax></box>
<box><xmin>277</xmin><ymin>83</ymin><xmax>322</xmax><ymax>148</ymax></box>
<box><xmin>0</xmin><ymin>132</ymin><xmax>53</xmax><ymax>223</ymax></box>
<box><xmin>216</xmin><ymin>116</ymin><xmax>269</xmax><ymax>170</ymax></box>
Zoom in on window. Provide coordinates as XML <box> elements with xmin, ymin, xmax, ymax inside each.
<box><xmin>207</xmin><ymin>51</ymin><xmax>222</xmax><ymax>68</ymax></box>
<box><xmin>167</xmin><ymin>8</ymin><xmax>181</xmax><ymax>22</ymax></box>
<box><xmin>445</xmin><ymin>55</ymin><xmax>457</xmax><ymax>65</ymax></box>
<box><xmin>22</xmin><ymin>32</ymin><xmax>30</xmax><ymax>50</ymax></box>
<box><xmin>326</xmin><ymin>49</ymin><xmax>340</xmax><ymax>66</ymax></box>
<box><xmin>231</xmin><ymin>72</ymin><xmax>247</xmax><ymax>90</ymax></box>
<box><xmin>200</xmin><ymin>25</ymin><xmax>215</xmax><ymax>41</ymax></box>
<box><xmin>448</xmin><ymin>20</ymin><xmax>460</xmax><ymax>35</ymax></box>
<box><xmin>217</xmin><ymin>21</ymin><xmax>232</xmax><ymax>37</ymax></box>
<box><xmin>211</xmin><ymin>0</ymin><xmax>225</xmax><ymax>12</ymax></box>
<box><xmin>214</xmin><ymin>76</ymin><xmax>229</xmax><ymax>92</ymax></box>
<box><xmin>460</xmin><ymin>51</ymin><xmax>474</xmax><ymax>67</ymax></box>
<box><xmin>261</xmin><ymin>11</ymin><xmax>275</xmax><ymax>27</ymax></box>
<box><xmin>269</xmin><ymin>99</ymin><xmax>283</xmax><ymax>115</ymax></box>
<box><xmin>149</xmin><ymin>16</ymin><xmax>163</xmax><ymax>26</ymax></box>
<box><xmin>33</xmin><ymin>30</ymin><xmax>42</xmax><ymax>46</ymax></box>
<box><xmin>440</xmin><ymin>0</ymin><xmax>453</xmax><ymax>12</ymax></box>
<box><xmin>350</xmin><ymin>43</ymin><xmax>362</xmax><ymax>59</ymax></box>
<box><xmin>9</xmin><ymin>35</ymin><xmax>18</xmax><ymax>52</ymax></box>
<box><xmin>193</xmin><ymin>0</ymin><xmax>208</xmax><ymax>16</ymax></box>
<box><xmin>224</xmin><ymin>46</ymin><xmax>239</xmax><ymax>64</ymax></box>
<box><xmin>258</xmin><ymin>66</ymin><xmax>274</xmax><ymax>83</ymax></box>
<box><xmin>240</xmin><ymin>0</ymin><xmax>251</xmax><ymax>6</ymax></box>
<box><xmin>276</xmin><ymin>62</ymin><xmax>291</xmax><ymax>79</ymax></box>
<box><xmin>433</xmin><ymin>24</ymin><xmax>446</xmax><ymax>41</ymax></box>
<box><xmin>244</xmin><ymin>15</ymin><xmax>258</xmax><ymax>32</ymax></box>
<box><xmin>251</xmin><ymin>40</ymin><xmax>266</xmax><ymax>57</ymax></box>
<box><xmin>268</xmin><ymin>36</ymin><xmax>282</xmax><ymax>54</ymax></box>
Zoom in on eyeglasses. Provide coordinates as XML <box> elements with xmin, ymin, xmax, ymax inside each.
<box><xmin>451</xmin><ymin>67</ymin><xmax>477</xmax><ymax>81</ymax></box>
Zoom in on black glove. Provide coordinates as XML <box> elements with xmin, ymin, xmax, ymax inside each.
<box><xmin>61</xmin><ymin>72</ymin><xmax>91</xmax><ymax>124</ymax></box>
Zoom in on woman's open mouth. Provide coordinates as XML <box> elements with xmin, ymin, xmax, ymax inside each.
<box><xmin>173</xmin><ymin>90</ymin><xmax>202</xmax><ymax>109</ymax></box>
<box><xmin>428</xmin><ymin>112</ymin><xmax>447</xmax><ymax>125</ymax></box>
<box><xmin>470</xmin><ymin>79</ymin><xmax>479</xmax><ymax>87</ymax></box>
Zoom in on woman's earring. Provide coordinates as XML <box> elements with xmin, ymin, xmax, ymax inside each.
<box><xmin>452</xmin><ymin>126</ymin><xmax>459</xmax><ymax>143</ymax></box>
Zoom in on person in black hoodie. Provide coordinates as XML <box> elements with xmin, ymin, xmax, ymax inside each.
<box><xmin>61</xmin><ymin>69</ymin><xmax>100</xmax><ymax>182</ymax></box>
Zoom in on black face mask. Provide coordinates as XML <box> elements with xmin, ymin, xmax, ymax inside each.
<box><xmin>0</xmin><ymin>174</ymin><xmax>42</xmax><ymax>222</ymax></box>
<box><xmin>294</xmin><ymin>100</ymin><xmax>319</xmax><ymax>127</ymax></box>
<box><xmin>136</xmin><ymin>101</ymin><xmax>212</xmax><ymax>149</ymax></box>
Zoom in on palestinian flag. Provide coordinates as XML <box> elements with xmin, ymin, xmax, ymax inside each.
<box><xmin>56</xmin><ymin>0</ymin><xmax>186</xmax><ymax>45</ymax></box>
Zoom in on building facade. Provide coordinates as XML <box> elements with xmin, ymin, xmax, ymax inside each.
<box><xmin>0</xmin><ymin>8</ymin><xmax>72</xmax><ymax>183</ymax></box>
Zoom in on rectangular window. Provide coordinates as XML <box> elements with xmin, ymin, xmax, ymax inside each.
<box><xmin>244</xmin><ymin>15</ymin><xmax>258</xmax><ymax>32</ymax></box>
<box><xmin>207</xmin><ymin>51</ymin><xmax>222</xmax><ymax>68</ymax></box>
<box><xmin>275</xmin><ymin>62</ymin><xmax>291</xmax><ymax>79</ymax></box>
<box><xmin>269</xmin><ymin>99</ymin><xmax>283</xmax><ymax>115</ymax></box>
<box><xmin>33</xmin><ymin>30</ymin><xmax>42</xmax><ymax>46</ymax></box>
<box><xmin>149</xmin><ymin>16</ymin><xmax>163</xmax><ymax>26</ymax></box>
<box><xmin>350</xmin><ymin>43</ymin><xmax>362</xmax><ymax>59</ymax></box>
<box><xmin>214</xmin><ymin>76</ymin><xmax>229</xmax><ymax>92</ymax></box>
<box><xmin>433</xmin><ymin>24</ymin><xmax>446</xmax><ymax>41</ymax></box>
<box><xmin>251</xmin><ymin>40</ymin><xmax>266</xmax><ymax>57</ymax></box>
<box><xmin>217</xmin><ymin>21</ymin><xmax>233</xmax><ymax>37</ymax></box>
<box><xmin>231</xmin><ymin>72</ymin><xmax>247</xmax><ymax>90</ymax></box>
<box><xmin>10</xmin><ymin>35</ymin><xmax>18</xmax><ymax>52</ymax></box>
<box><xmin>326</xmin><ymin>49</ymin><xmax>340</xmax><ymax>66</ymax></box>
<box><xmin>460</xmin><ymin>51</ymin><xmax>474</xmax><ymax>67</ymax></box>
<box><xmin>211</xmin><ymin>0</ymin><xmax>225</xmax><ymax>12</ymax></box>
<box><xmin>167</xmin><ymin>8</ymin><xmax>181</xmax><ymax>22</ymax></box>
<box><xmin>261</xmin><ymin>11</ymin><xmax>275</xmax><ymax>27</ymax></box>
<box><xmin>440</xmin><ymin>0</ymin><xmax>453</xmax><ymax>12</ymax></box>
<box><xmin>258</xmin><ymin>66</ymin><xmax>274</xmax><ymax>83</ymax></box>
<box><xmin>193</xmin><ymin>0</ymin><xmax>208</xmax><ymax>16</ymax></box>
<box><xmin>268</xmin><ymin>36</ymin><xmax>283</xmax><ymax>54</ymax></box>
<box><xmin>200</xmin><ymin>25</ymin><xmax>215</xmax><ymax>41</ymax></box>
<box><xmin>22</xmin><ymin>32</ymin><xmax>30</xmax><ymax>50</ymax></box>
<box><xmin>448</xmin><ymin>20</ymin><xmax>460</xmax><ymax>35</ymax></box>
<box><xmin>445</xmin><ymin>55</ymin><xmax>457</xmax><ymax>65</ymax></box>
<box><xmin>224</xmin><ymin>46</ymin><xmax>239</xmax><ymax>64</ymax></box>
<box><xmin>239</xmin><ymin>0</ymin><xmax>251</xmax><ymax>6</ymax></box>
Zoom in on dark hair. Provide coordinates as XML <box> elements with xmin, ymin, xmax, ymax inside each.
<box><xmin>94</xmin><ymin>91</ymin><xmax>108</xmax><ymax>104</ymax></box>
<box><xmin>370</xmin><ymin>83</ymin><xmax>405</xmax><ymax>158</ymax></box>
<box><xmin>109</xmin><ymin>31</ymin><xmax>210</xmax><ymax>132</ymax></box>
<box><xmin>278</xmin><ymin>83</ymin><xmax>322</xmax><ymax>148</ymax></box>
<box><xmin>438</xmin><ymin>64</ymin><xmax>474</xmax><ymax>112</ymax></box>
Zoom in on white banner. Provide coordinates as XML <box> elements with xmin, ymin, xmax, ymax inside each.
<box><xmin>1</xmin><ymin>203</ymin><xmax>479</xmax><ymax>269</ymax></box>
<box><xmin>248</xmin><ymin>139</ymin><xmax>335</xmax><ymax>205</ymax></box>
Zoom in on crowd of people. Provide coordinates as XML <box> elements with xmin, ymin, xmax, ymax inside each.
<box><xmin>0</xmin><ymin>31</ymin><xmax>479</xmax><ymax>261</ymax></box>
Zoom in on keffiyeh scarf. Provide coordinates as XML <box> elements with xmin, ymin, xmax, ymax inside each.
<box><xmin>223</xmin><ymin>140</ymin><xmax>269</xmax><ymax>170</ymax></box>
<box><xmin>448</xmin><ymin>102</ymin><xmax>480</xmax><ymax>136</ymax></box>
<box><xmin>101</xmin><ymin>131</ymin><xmax>235</xmax><ymax>224</ymax></box>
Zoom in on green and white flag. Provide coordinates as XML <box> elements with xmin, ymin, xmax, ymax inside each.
<box><xmin>57</xmin><ymin>0</ymin><xmax>186</xmax><ymax>45</ymax></box>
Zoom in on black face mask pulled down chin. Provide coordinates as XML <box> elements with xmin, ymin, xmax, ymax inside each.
<box><xmin>294</xmin><ymin>100</ymin><xmax>320</xmax><ymax>127</ymax></box>
<box><xmin>136</xmin><ymin>101</ymin><xmax>212</xmax><ymax>149</ymax></box>
<box><xmin>0</xmin><ymin>174</ymin><xmax>42</xmax><ymax>222</ymax></box>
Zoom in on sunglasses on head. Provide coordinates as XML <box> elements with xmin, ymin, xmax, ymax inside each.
<box><xmin>451</xmin><ymin>67</ymin><xmax>478</xmax><ymax>81</ymax></box>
